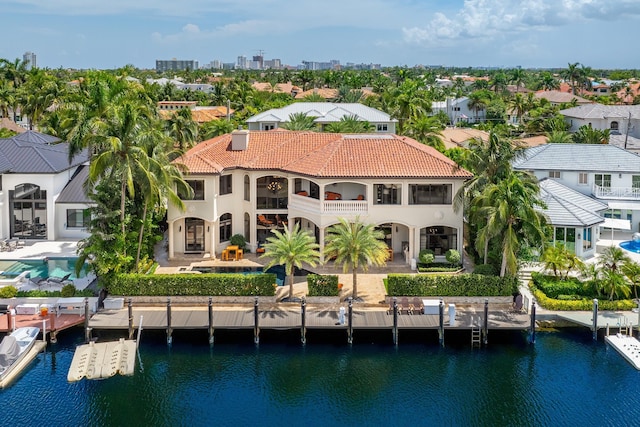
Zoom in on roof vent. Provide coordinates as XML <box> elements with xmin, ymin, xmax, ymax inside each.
<box><xmin>231</xmin><ymin>129</ymin><xmax>250</xmax><ymax>151</ymax></box>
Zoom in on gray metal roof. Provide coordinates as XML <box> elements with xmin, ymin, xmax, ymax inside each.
<box><xmin>560</xmin><ymin>104</ymin><xmax>640</xmax><ymax>119</ymax></box>
<box><xmin>538</xmin><ymin>178</ymin><xmax>607</xmax><ymax>227</ymax></box>
<box><xmin>0</xmin><ymin>130</ymin><xmax>89</xmax><ymax>174</ymax></box>
<box><xmin>246</xmin><ymin>103</ymin><xmax>397</xmax><ymax>124</ymax></box>
<box><xmin>56</xmin><ymin>165</ymin><xmax>92</xmax><ymax>204</ymax></box>
<box><xmin>513</xmin><ymin>143</ymin><xmax>640</xmax><ymax>173</ymax></box>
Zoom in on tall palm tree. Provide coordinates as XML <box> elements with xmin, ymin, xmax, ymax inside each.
<box><xmin>542</xmin><ymin>243</ymin><xmax>583</xmax><ymax>279</ymax></box>
<box><xmin>0</xmin><ymin>79</ymin><xmax>15</xmax><ymax>119</ymax></box>
<box><xmin>165</xmin><ymin>107</ymin><xmax>198</xmax><ymax>151</ymax></box>
<box><xmin>561</xmin><ymin>63</ymin><xmax>583</xmax><ymax>95</ymax></box>
<box><xmin>546</xmin><ymin>130</ymin><xmax>573</xmax><ymax>144</ymax></box>
<box><xmin>509</xmin><ymin>68</ymin><xmax>526</xmax><ymax>93</ymax></box>
<box><xmin>199</xmin><ymin>119</ymin><xmax>234</xmax><ymax>140</ymax></box>
<box><xmin>476</xmin><ymin>172</ymin><xmax>548</xmax><ymax>277</ymax></box>
<box><xmin>261</xmin><ymin>223</ymin><xmax>320</xmax><ymax>301</ymax></box>
<box><xmin>324</xmin><ymin>115</ymin><xmax>373</xmax><ymax>133</ymax></box>
<box><xmin>621</xmin><ymin>261</ymin><xmax>640</xmax><ymax>299</ymax></box>
<box><xmin>323</xmin><ymin>217</ymin><xmax>389</xmax><ymax>300</ymax></box>
<box><xmin>404</xmin><ymin>115</ymin><xmax>444</xmax><ymax>150</ymax></box>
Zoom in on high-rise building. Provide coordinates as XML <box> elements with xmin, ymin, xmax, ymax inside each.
<box><xmin>155</xmin><ymin>59</ymin><xmax>199</xmax><ymax>72</ymax></box>
<box><xmin>23</xmin><ymin>51</ymin><xmax>36</xmax><ymax>70</ymax></box>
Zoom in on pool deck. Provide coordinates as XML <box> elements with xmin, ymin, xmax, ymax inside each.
<box><xmin>0</xmin><ymin>240</ymin><xmax>81</xmax><ymax>260</ymax></box>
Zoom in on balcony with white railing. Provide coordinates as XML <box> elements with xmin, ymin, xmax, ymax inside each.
<box><xmin>288</xmin><ymin>193</ymin><xmax>369</xmax><ymax>215</ymax></box>
<box><xmin>593</xmin><ymin>184</ymin><xmax>640</xmax><ymax>200</ymax></box>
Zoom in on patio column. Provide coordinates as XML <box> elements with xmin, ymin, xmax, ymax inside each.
<box><xmin>319</xmin><ymin>226</ymin><xmax>326</xmax><ymax>263</ymax></box>
<box><xmin>209</xmin><ymin>220</ymin><xmax>216</xmax><ymax>259</ymax></box>
<box><xmin>168</xmin><ymin>220</ymin><xmax>175</xmax><ymax>260</ymax></box>
<box><xmin>408</xmin><ymin>226</ymin><xmax>416</xmax><ymax>261</ymax></box>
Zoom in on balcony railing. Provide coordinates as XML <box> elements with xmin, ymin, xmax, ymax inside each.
<box><xmin>593</xmin><ymin>184</ymin><xmax>640</xmax><ymax>200</ymax></box>
<box><xmin>289</xmin><ymin>194</ymin><xmax>368</xmax><ymax>215</ymax></box>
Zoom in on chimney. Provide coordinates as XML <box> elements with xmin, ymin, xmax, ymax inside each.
<box><xmin>231</xmin><ymin>128</ymin><xmax>250</xmax><ymax>151</ymax></box>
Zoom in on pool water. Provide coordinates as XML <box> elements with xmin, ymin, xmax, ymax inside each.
<box><xmin>0</xmin><ymin>257</ymin><xmax>89</xmax><ymax>280</ymax></box>
<box><xmin>620</xmin><ymin>240</ymin><xmax>640</xmax><ymax>254</ymax></box>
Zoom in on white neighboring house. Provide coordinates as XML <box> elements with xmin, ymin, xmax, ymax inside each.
<box><xmin>431</xmin><ymin>97</ymin><xmax>484</xmax><ymax>125</ymax></box>
<box><xmin>246</xmin><ymin>103</ymin><xmax>397</xmax><ymax>133</ymax></box>
<box><xmin>513</xmin><ymin>143</ymin><xmax>640</xmax><ymax>239</ymax></box>
<box><xmin>560</xmin><ymin>104</ymin><xmax>640</xmax><ymax>153</ymax></box>
<box><xmin>145</xmin><ymin>77</ymin><xmax>214</xmax><ymax>93</ymax></box>
<box><xmin>166</xmin><ymin>130</ymin><xmax>472</xmax><ymax>262</ymax></box>
<box><xmin>0</xmin><ymin>131</ymin><xmax>92</xmax><ymax>240</ymax></box>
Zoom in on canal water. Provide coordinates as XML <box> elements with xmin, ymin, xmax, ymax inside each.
<box><xmin>2</xmin><ymin>329</ymin><xmax>639</xmax><ymax>426</ymax></box>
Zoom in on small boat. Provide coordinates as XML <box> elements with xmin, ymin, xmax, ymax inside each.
<box><xmin>0</xmin><ymin>327</ymin><xmax>40</xmax><ymax>381</ymax></box>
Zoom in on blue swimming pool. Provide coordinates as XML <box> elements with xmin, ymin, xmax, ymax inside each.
<box><xmin>0</xmin><ymin>257</ymin><xmax>89</xmax><ymax>280</ymax></box>
<box><xmin>620</xmin><ymin>240</ymin><xmax>640</xmax><ymax>254</ymax></box>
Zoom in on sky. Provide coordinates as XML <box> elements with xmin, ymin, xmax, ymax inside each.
<box><xmin>2</xmin><ymin>0</ymin><xmax>640</xmax><ymax>70</ymax></box>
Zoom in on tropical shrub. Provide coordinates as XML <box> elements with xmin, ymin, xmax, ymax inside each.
<box><xmin>445</xmin><ymin>249</ymin><xmax>461</xmax><ymax>265</ymax></box>
<box><xmin>419</xmin><ymin>249</ymin><xmax>435</xmax><ymax>264</ymax></box>
<box><xmin>230</xmin><ymin>234</ymin><xmax>247</xmax><ymax>250</ymax></box>
<box><xmin>473</xmin><ymin>264</ymin><xmax>498</xmax><ymax>276</ymax></box>
<box><xmin>307</xmin><ymin>274</ymin><xmax>339</xmax><ymax>296</ymax></box>
<box><xmin>0</xmin><ymin>285</ymin><xmax>18</xmax><ymax>298</ymax></box>
<box><xmin>532</xmin><ymin>288</ymin><xmax>635</xmax><ymax>311</ymax></box>
<box><xmin>109</xmin><ymin>273</ymin><xmax>277</xmax><ymax>296</ymax></box>
<box><xmin>61</xmin><ymin>284</ymin><xmax>77</xmax><ymax>297</ymax></box>
<box><xmin>386</xmin><ymin>274</ymin><xmax>517</xmax><ymax>297</ymax></box>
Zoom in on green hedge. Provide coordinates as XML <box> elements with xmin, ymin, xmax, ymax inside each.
<box><xmin>531</xmin><ymin>272</ymin><xmax>591</xmax><ymax>298</ymax></box>
<box><xmin>109</xmin><ymin>273</ymin><xmax>277</xmax><ymax>296</ymax></box>
<box><xmin>307</xmin><ymin>274</ymin><xmax>339</xmax><ymax>296</ymax></box>
<box><xmin>386</xmin><ymin>274</ymin><xmax>518</xmax><ymax>297</ymax></box>
<box><xmin>532</xmin><ymin>288</ymin><xmax>636</xmax><ymax>311</ymax></box>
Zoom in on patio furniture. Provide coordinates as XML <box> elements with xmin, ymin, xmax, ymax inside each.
<box><xmin>226</xmin><ymin>245</ymin><xmax>239</xmax><ymax>261</ymax></box>
<box><xmin>221</xmin><ymin>249</ymin><xmax>230</xmax><ymax>261</ymax></box>
<box><xmin>258</xmin><ymin>215</ymin><xmax>274</xmax><ymax>227</ymax></box>
<box><xmin>324</xmin><ymin>191</ymin><xmax>341</xmax><ymax>200</ymax></box>
<box><xmin>400</xmin><ymin>297</ymin><xmax>413</xmax><ymax>315</ymax></box>
<box><xmin>236</xmin><ymin>249</ymin><xmax>243</xmax><ymax>260</ymax></box>
<box><xmin>411</xmin><ymin>298</ymin><xmax>424</xmax><ymax>315</ymax></box>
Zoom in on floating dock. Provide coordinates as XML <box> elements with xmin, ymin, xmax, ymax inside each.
<box><xmin>67</xmin><ymin>338</ymin><xmax>137</xmax><ymax>382</ymax></box>
<box><xmin>0</xmin><ymin>341</ymin><xmax>47</xmax><ymax>388</ymax></box>
<box><xmin>605</xmin><ymin>333</ymin><xmax>640</xmax><ymax>370</ymax></box>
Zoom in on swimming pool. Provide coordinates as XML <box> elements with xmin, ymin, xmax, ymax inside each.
<box><xmin>0</xmin><ymin>257</ymin><xmax>89</xmax><ymax>280</ymax></box>
<box><xmin>620</xmin><ymin>240</ymin><xmax>640</xmax><ymax>254</ymax></box>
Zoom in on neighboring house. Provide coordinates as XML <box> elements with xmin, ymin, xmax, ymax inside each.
<box><xmin>166</xmin><ymin>130</ymin><xmax>472</xmax><ymax>262</ymax></box>
<box><xmin>431</xmin><ymin>97</ymin><xmax>484</xmax><ymax>125</ymax></box>
<box><xmin>513</xmin><ymin>144</ymin><xmax>640</xmax><ymax>235</ymax></box>
<box><xmin>146</xmin><ymin>77</ymin><xmax>214</xmax><ymax>93</ymax></box>
<box><xmin>0</xmin><ymin>108</ymin><xmax>30</xmax><ymax>130</ymax></box>
<box><xmin>252</xmin><ymin>82</ymin><xmax>300</xmax><ymax>97</ymax></box>
<box><xmin>0</xmin><ymin>118</ymin><xmax>26</xmax><ymax>134</ymax></box>
<box><xmin>246</xmin><ymin>103</ymin><xmax>397</xmax><ymax>133</ymax></box>
<box><xmin>0</xmin><ymin>131</ymin><xmax>92</xmax><ymax>240</ymax></box>
<box><xmin>537</xmin><ymin>178</ymin><xmax>607</xmax><ymax>259</ymax></box>
<box><xmin>294</xmin><ymin>88</ymin><xmax>338</xmax><ymax>100</ymax></box>
<box><xmin>157</xmin><ymin>101</ymin><xmax>233</xmax><ymax>124</ymax></box>
<box><xmin>438</xmin><ymin>128</ymin><xmax>489</xmax><ymax>150</ymax></box>
<box><xmin>560</xmin><ymin>104</ymin><xmax>640</xmax><ymax>139</ymax></box>
<box><xmin>534</xmin><ymin>90</ymin><xmax>592</xmax><ymax>106</ymax></box>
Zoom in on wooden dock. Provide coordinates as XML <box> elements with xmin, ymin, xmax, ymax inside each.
<box><xmin>87</xmin><ymin>300</ymin><xmax>532</xmax><ymax>346</ymax></box>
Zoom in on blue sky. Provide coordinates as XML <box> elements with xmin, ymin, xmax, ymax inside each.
<box><xmin>2</xmin><ymin>0</ymin><xmax>640</xmax><ymax>70</ymax></box>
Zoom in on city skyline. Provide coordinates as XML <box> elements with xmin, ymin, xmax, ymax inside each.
<box><xmin>2</xmin><ymin>0</ymin><xmax>640</xmax><ymax>70</ymax></box>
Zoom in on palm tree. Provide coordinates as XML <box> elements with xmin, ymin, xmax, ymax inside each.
<box><xmin>538</xmin><ymin>72</ymin><xmax>560</xmax><ymax>91</ymax></box>
<box><xmin>404</xmin><ymin>115</ymin><xmax>444</xmax><ymax>150</ymax></box>
<box><xmin>622</xmin><ymin>261</ymin><xmax>640</xmax><ymax>299</ymax></box>
<box><xmin>386</xmin><ymin>78</ymin><xmax>430</xmax><ymax>134</ymax></box>
<box><xmin>280</xmin><ymin>112</ymin><xmax>318</xmax><ymax>131</ymax></box>
<box><xmin>467</xmin><ymin>91</ymin><xmax>488</xmax><ymax>123</ymax></box>
<box><xmin>165</xmin><ymin>107</ymin><xmax>198</xmax><ymax>151</ymax></box>
<box><xmin>323</xmin><ymin>217</ymin><xmax>389</xmax><ymax>300</ymax></box>
<box><xmin>0</xmin><ymin>79</ymin><xmax>15</xmax><ymax>119</ymax></box>
<box><xmin>546</xmin><ymin>130</ymin><xmax>573</xmax><ymax>144</ymax></box>
<box><xmin>261</xmin><ymin>223</ymin><xmax>320</xmax><ymax>301</ymax></box>
<box><xmin>572</xmin><ymin>125</ymin><xmax>609</xmax><ymax>144</ymax></box>
<box><xmin>561</xmin><ymin>63</ymin><xmax>583</xmax><ymax>95</ymax></box>
<box><xmin>509</xmin><ymin>68</ymin><xmax>526</xmax><ymax>93</ymax></box>
<box><xmin>324</xmin><ymin>115</ymin><xmax>373</xmax><ymax>133</ymax></box>
<box><xmin>476</xmin><ymin>172</ymin><xmax>548</xmax><ymax>277</ymax></box>
<box><xmin>199</xmin><ymin>119</ymin><xmax>234</xmax><ymax>140</ymax></box>
<box><xmin>542</xmin><ymin>243</ymin><xmax>583</xmax><ymax>279</ymax></box>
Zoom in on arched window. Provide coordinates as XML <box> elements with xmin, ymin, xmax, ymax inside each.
<box><xmin>244</xmin><ymin>175</ymin><xmax>250</xmax><ymax>201</ymax></box>
<box><xmin>610</xmin><ymin>121</ymin><xmax>619</xmax><ymax>131</ymax></box>
<box><xmin>219</xmin><ymin>213</ymin><xmax>232</xmax><ymax>242</ymax></box>
<box><xmin>244</xmin><ymin>212</ymin><xmax>251</xmax><ymax>242</ymax></box>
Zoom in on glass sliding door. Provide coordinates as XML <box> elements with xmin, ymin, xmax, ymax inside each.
<box><xmin>185</xmin><ymin>218</ymin><xmax>205</xmax><ymax>253</ymax></box>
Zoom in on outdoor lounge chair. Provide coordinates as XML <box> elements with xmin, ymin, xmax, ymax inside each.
<box><xmin>400</xmin><ymin>297</ymin><xmax>413</xmax><ymax>315</ymax></box>
<box><xmin>411</xmin><ymin>298</ymin><xmax>424</xmax><ymax>315</ymax></box>
<box><xmin>258</xmin><ymin>214</ymin><xmax>274</xmax><ymax>227</ymax></box>
<box><xmin>387</xmin><ymin>300</ymin><xmax>399</xmax><ymax>315</ymax></box>
<box><xmin>512</xmin><ymin>294</ymin><xmax>524</xmax><ymax>313</ymax></box>
<box><xmin>46</xmin><ymin>273</ymin><xmax>72</xmax><ymax>285</ymax></box>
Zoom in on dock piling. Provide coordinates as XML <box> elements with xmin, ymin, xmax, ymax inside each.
<box><xmin>529</xmin><ymin>300</ymin><xmax>537</xmax><ymax>344</ymax></box>
<box><xmin>483</xmin><ymin>298</ymin><xmax>489</xmax><ymax>346</ymax></box>
<box><xmin>592</xmin><ymin>299</ymin><xmax>599</xmax><ymax>341</ymax></box>
<box><xmin>208</xmin><ymin>297</ymin><xmax>214</xmax><ymax>346</ymax></box>
<box><xmin>166</xmin><ymin>298</ymin><xmax>173</xmax><ymax>346</ymax></box>
<box><xmin>84</xmin><ymin>297</ymin><xmax>91</xmax><ymax>343</ymax></box>
<box><xmin>392</xmin><ymin>297</ymin><xmax>398</xmax><ymax>346</ymax></box>
<box><xmin>128</xmin><ymin>298</ymin><xmax>134</xmax><ymax>339</ymax></box>
<box><xmin>254</xmin><ymin>297</ymin><xmax>260</xmax><ymax>345</ymax></box>
<box><xmin>301</xmin><ymin>297</ymin><xmax>306</xmax><ymax>345</ymax></box>
<box><xmin>438</xmin><ymin>299</ymin><xmax>444</xmax><ymax>347</ymax></box>
<box><xmin>347</xmin><ymin>297</ymin><xmax>353</xmax><ymax>344</ymax></box>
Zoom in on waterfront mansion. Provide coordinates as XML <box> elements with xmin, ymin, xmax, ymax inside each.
<box><xmin>166</xmin><ymin>130</ymin><xmax>472</xmax><ymax>262</ymax></box>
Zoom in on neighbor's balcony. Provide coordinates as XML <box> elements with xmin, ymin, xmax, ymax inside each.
<box><xmin>289</xmin><ymin>193</ymin><xmax>368</xmax><ymax>215</ymax></box>
<box><xmin>593</xmin><ymin>184</ymin><xmax>640</xmax><ymax>200</ymax></box>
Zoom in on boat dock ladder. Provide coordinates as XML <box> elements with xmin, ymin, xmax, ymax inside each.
<box><xmin>471</xmin><ymin>316</ymin><xmax>482</xmax><ymax>347</ymax></box>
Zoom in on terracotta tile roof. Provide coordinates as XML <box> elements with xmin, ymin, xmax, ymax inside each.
<box><xmin>0</xmin><ymin>118</ymin><xmax>26</xmax><ymax>134</ymax></box>
<box><xmin>252</xmin><ymin>82</ymin><xmax>299</xmax><ymax>94</ymax></box>
<box><xmin>177</xmin><ymin>131</ymin><xmax>472</xmax><ymax>179</ymax></box>
<box><xmin>514</xmin><ymin>135</ymin><xmax>548</xmax><ymax>148</ymax></box>
<box><xmin>535</xmin><ymin>90</ymin><xmax>592</xmax><ymax>105</ymax></box>
<box><xmin>295</xmin><ymin>88</ymin><xmax>339</xmax><ymax>99</ymax></box>
<box><xmin>438</xmin><ymin>128</ymin><xmax>489</xmax><ymax>150</ymax></box>
<box><xmin>158</xmin><ymin>106</ymin><xmax>233</xmax><ymax>123</ymax></box>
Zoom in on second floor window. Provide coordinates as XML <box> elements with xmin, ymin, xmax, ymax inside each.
<box><xmin>180</xmin><ymin>180</ymin><xmax>204</xmax><ymax>200</ymax></box>
<box><xmin>595</xmin><ymin>174</ymin><xmax>611</xmax><ymax>188</ymax></box>
<box><xmin>374</xmin><ymin>184</ymin><xmax>400</xmax><ymax>205</ymax></box>
<box><xmin>409</xmin><ymin>184</ymin><xmax>452</xmax><ymax>205</ymax></box>
<box><xmin>376</xmin><ymin>124</ymin><xmax>388</xmax><ymax>132</ymax></box>
<box><xmin>579</xmin><ymin>173</ymin><xmax>588</xmax><ymax>185</ymax></box>
<box><xmin>549</xmin><ymin>171</ymin><xmax>560</xmax><ymax>179</ymax></box>
<box><xmin>220</xmin><ymin>175</ymin><xmax>232</xmax><ymax>195</ymax></box>
<box><xmin>633</xmin><ymin>175</ymin><xmax>640</xmax><ymax>189</ymax></box>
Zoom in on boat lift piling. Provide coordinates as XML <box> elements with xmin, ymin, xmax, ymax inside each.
<box><xmin>483</xmin><ymin>299</ymin><xmax>489</xmax><ymax>346</ymax></box>
<box><xmin>127</xmin><ymin>298</ymin><xmax>134</xmax><ymax>339</ymax></box>
<box><xmin>392</xmin><ymin>297</ymin><xmax>398</xmax><ymax>346</ymax></box>
<box><xmin>166</xmin><ymin>298</ymin><xmax>172</xmax><ymax>346</ymax></box>
<box><xmin>84</xmin><ymin>298</ymin><xmax>91</xmax><ymax>343</ymax></box>
<box><xmin>592</xmin><ymin>299</ymin><xmax>599</xmax><ymax>341</ymax></box>
<box><xmin>300</xmin><ymin>297</ymin><xmax>307</xmax><ymax>345</ymax></box>
<box><xmin>529</xmin><ymin>301</ymin><xmax>537</xmax><ymax>344</ymax></box>
<box><xmin>208</xmin><ymin>297</ymin><xmax>214</xmax><ymax>346</ymax></box>
<box><xmin>438</xmin><ymin>299</ymin><xmax>444</xmax><ymax>347</ymax></box>
<box><xmin>347</xmin><ymin>297</ymin><xmax>353</xmax><ymax>344</ymax></box>
<box><xmin>253</xmin><ymin>297</ymin><xmax>260</xmax><ymax>345</ymax></box>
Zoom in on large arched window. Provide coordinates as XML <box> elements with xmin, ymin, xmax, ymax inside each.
<box><xmin>610</xmin><ymin>121</ymin><xmax>619</xmax><ymax>131</ymax></box>
<box><xmin>420</xmin><ymin>226</ymin><xmax>457</xmax><ymax>255</ymax></box>
<box><xmin>244</xmin><ymin>175</ymin><xmax>250</xmax><ymax>201</ymax></box>
<box><xmin>9</xmin><ymin>183</ymin><xmax>47</xmax><ymax>239</ymax></box>
<box><xmin>219</xmin><ymin>213</ymin><xmax>232</xmax><ymax>242</ymax></box>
